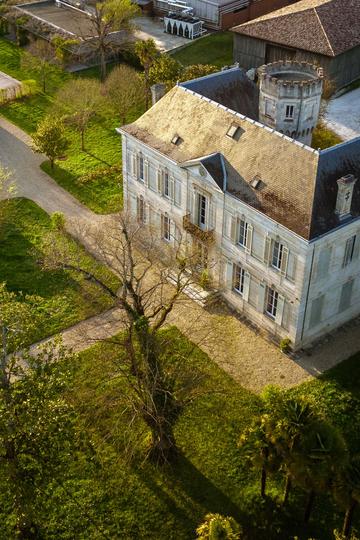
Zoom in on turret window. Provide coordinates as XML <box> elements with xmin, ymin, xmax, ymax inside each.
<box><xmin>285</xmin><ymin>105</ymin><xmax>294</xmax><ymax>119</ymax></box>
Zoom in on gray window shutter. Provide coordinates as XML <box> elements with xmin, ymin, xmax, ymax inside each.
<box><xmin>245</xmin><ymin>223</ymin><xmax>253</xmax><ymax>254</ymax></box>
<box><xmin>353</xmin><ymin>234</ymin><xmax>360</xmax><ymax>260</ymax></box>
<box><xmin>131</xmin><ymin>152</ymin><xmax>137</xmax><ymax>177</ymax></box>
<box><xmin>243</xmin><ymin>271</ymin><xmax>250</xmax><ymax>302</ymax></box>
<box><xmin>280</xmin><ymin>246</ymin><xmax>289</xmax><ymax>276</ymax></box>
<box><xmin>192</xmin><ymin>190</ymin><xmax>198</xmax><ymax>223</ymax></box>
<box><xmin>275</xmin><ymin>294</ymin><xmax>285</xmax><ymax>325</ymax></box>
<box><xmin>309</xmin><ymin>295</ymin><xmax>324</xmax><ymax>328</ymax></box>
<box><xmin>315</xmin><ymin>247</ymin><xmax>331</xmax><ymax>279</ymax></box>
<box><xmin>264</xmin><ymin>235</ymin><xmax>272</xmax><ymax>264</ymax></box>
<box><xmin>174</xmin><ymin>179</ymin><xmax>181</xmax><ymax>207</ymax></box>
<box><xmin>209</xmin><ymin>201</ymin><xmax>216</xmax><ymax>229</ymax></box>
<box><xmin>144</xmin><ymin>160</ymin><xmax>149</xmax><ymax>186</ymax></box>
<box><xmin>157</xmin><ymin>168</ymin><xmax>162</xmax><ymax>193</ymax></box>
<box><xmin>129</xmin><ymin>193</ymin><xmax>137</xmax><ymax>215</ymax></box>
<box><xmin>170</xmin><ymin>219</ymin><xmax>176</xmax><ymax>244</ymax></box>
<box><xmin>230</xmin><ymin>216</ymin><xmax>237</xmax><ymax>243</ymax></box>
<box><xmin>286</xmin><ymin>252</ymin><xmax>297</xmax><ymax>282</ymax></box>
<box><xmin>258</xmin><ymin>282</ymin><xmax>266</xmax><ymax>312</ymax></box>
<box><xmin>339</xmin><ymin>280</ymin><xmax>353</xmax><ymax>312</ymax></box>
<box><xmin>144</xmin><ymin>202</ymin><xmax>149</xmax><ymax>224</ymax></box>
<box><xmin>226</xmin><ymin>260</ymin><xmax>233</xmax><ymax>288</ymax></box>
<box><xmin>169</xmin><ymin>176</ymin><xmax>175</xmax><ymax>201</ymax></box>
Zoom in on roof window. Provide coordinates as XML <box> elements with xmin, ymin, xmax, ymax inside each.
<box><xmin>171</xmin><ymin>134</ymin><xmax>182</xmax><ymax>145</ymax></box>
<box><xmin>226</xmin><ymin>124</ymin><xmax>240</xmax><ymax>139</ymax></box>
<box><xmin>250</xmin><ymin>175</ymin><xmax>261</xmax><ymax>190</ymax></box>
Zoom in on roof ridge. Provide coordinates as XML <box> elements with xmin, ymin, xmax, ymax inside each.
<box><xmin>313</xmin><ymin>5</ymin><xmax>334</xmax><ymax>55</ymax></box>
<box><xmin>178</xmin><ymin>85</ymin><xmax>319</xmax><ymax>155</ymax></box>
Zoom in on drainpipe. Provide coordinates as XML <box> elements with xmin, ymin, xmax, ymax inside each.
<box><xmin>300</xmin><ymin>242</ymin><xmax>316</xmax><ymax>343</ymax></box>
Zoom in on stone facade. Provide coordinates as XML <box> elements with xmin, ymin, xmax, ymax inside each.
<box><xmin>119</xmin><ymin>62</ymin><xmax>360</xmax><ymax>351</ymax></box>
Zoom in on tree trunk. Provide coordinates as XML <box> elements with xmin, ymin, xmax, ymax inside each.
<box><xmin>144</xmin><ymin>69</ymin><xmax>149</xmax><ymax>110</ymax></box>
<box><xmin>304</xmin><ymin>490</ymin><xmax>315</xmax><ymax>523</ymax></box>
<box><xmin>343</xmin><ymin>500</ymin><xmax>357</xmax><ymax>539</ymax></box>
<box><xmin>100</xmin><ymin>46</ymin><xmax>106</xmax><ymax>82</ymax></box>
<box><xmin>50</xmin><ymin>158</ymin><xmax>54</xmax><ymax>170</ymax></box>
<box><xmin>283</xmin><ymin>474</ymin><xmax>292</xmax><ymax>505</ymax></box>
<box><xmin>261</xmin><ymin>466</ymin><xmax>266</xmax><ymax>498</ymax></box>
<box><xmin>147</xmin><ymin>418</ymin><xmax>177</xmax><ymax>465</ymax></box>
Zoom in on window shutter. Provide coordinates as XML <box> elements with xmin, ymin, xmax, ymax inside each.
<box><xmin>131</xmin><ymin>153</ymin><xmax>137</xmax><ymax>177</ymax></box>
<box><xmin>309</xmin><ymin>295</ymin><xmax>324</xmax><ymax>328</ymax></box>
<box><xmin>316</xmin><ymin>247</ymin><xmax>331</xmax><ymax>279</ymax></box>
<box><xmin>129</xmin><ymin>193</ymin><xmax>137</xmax><ymax>215</ymax></box>
<box><xmin>263</xmin><ymin>235</ymin><xmax>272</xmax><ymax>265</ymax></box>
<box><xmin>169</xmin><ymin>176</ymin><xmax>175</xmax><ymax>201</ymax></box>
<box><xmin>157</xmin><ymin>168</ymin><xmax>163</xmax><ymax>193</ymax></box>
<box><xmin>144</xmin><ymin>160</ymin><xmax>149</xmax><ymax>186</ymax></box>
<box><xmin>243</xmin><ymin>271</ymin><xmax>250</xmax><ymax>302</ymax></box>
<box><xmin>245</xmin><ymin>223</ymin><xmax>253</xmax><ymax>254</ymax></box>
<box><xmin>192</xmin><ymin>190</ymin><xmax>198</xmax><ymax>223</ymax></box>
<box><xmin>170</xmin><ymin>219</ymin><xmax>176</xmax><ymax>244</ymax></box>
<box><xmin>280</xmin><ymin>246</ymin><xmax>289</xmax><ymax>276</ymax></box>
<box><xmin>209</xmin><ymin>201</ymin><xmax>216</xmax><ymax>229</ymax></box>
<box><xmin>286</xmin><ymin>252</ymin><xmax>297</xmax><ymax>282</ymax></box>
<box><xmin>174</xmin><ymin>179</ymin><xmax>181</xmax><ymax>207</ymax></box>
<box><xmin>275</xmin><ymin>294</ymin><xmax>285</xmax><ymax>325</ymax></box>
<box><xmin>353</xmin><ymin>234</ymin><xmax>360</xmax><ymax>260</ymax></box>
<box><xmin>230</xmin><ymin>216</ymin><xmax>237</xmax><ymax>243</ymax></box>
<box><xmin>224</xmin><ymin>212</ymin><xmax>231</xmax><ymax>239</ymax></box>
<box><xmin>258</xmin><ymin>282</ymin><xmax>266</xmax><ymax>312</ymax></box>
<box><xmin>144</xmin><ymin>202</ymin><xmax>150</xmax><ymax>224</ymax></box>
<box><xmin>224</xmin><ymin>260</ymin><xmax>233</xmax><ymax>288</ymax></box>
<box><xmin>136</xmin><ymin>196</ymin><xmax>141</xmax><ymax>222</ymax></box>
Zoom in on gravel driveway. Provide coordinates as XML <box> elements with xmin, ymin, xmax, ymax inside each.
<box><xmin>324</xmin><ymin>87</ymin><xmax>360</xmax><ymax>141</ymax></box>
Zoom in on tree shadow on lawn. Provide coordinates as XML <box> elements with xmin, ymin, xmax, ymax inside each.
<box><xmin>135</xmin><ymin>451</ymin><xmax>244</xmax><ymax>536</ymax></box>
<box><xmin>83</xmin><ymin>150</ymin><xmax>113</xmax><ymax>167</ymax></box>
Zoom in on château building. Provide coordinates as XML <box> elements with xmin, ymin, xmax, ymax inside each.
<box><xmin>118</xmin><ymin>61</ymin><xmax>360</xmax><ymax>350</ymax></box>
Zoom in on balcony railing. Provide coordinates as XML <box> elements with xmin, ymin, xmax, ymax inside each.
<box><xmin>183</xmin><ymin>213</ymin><xmax>215</xmax><ymax>244</ymax></box>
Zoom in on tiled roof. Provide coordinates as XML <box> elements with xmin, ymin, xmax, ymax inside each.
<box><xmin>121</xmin><ymin>84</ymin><xmax>320</xmax><ymax>239</ymax></box>
<box><xmin>231</xmin><ymin>0</ymin><xmax>360</xmax><ymax>57</ymax></box>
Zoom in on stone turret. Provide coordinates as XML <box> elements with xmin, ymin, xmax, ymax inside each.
<box><xmin>258</xmin><ymin>61</ymin><xmax>324</xmax><ymax>146</ymax></box>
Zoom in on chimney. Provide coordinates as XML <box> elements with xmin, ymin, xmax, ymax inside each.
<box><xmin>335</xmin><ymin>174</ymin><xmax>357</xmax><ymax>220</ymax></box>
<box><xmin>151</xmin><ymin>83</ymin><xmax>166</xmax><ymax>106</ymax></box>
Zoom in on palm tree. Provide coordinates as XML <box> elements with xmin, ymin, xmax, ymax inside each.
<box><xmin>239</xmin><ymin>414</ymin><xmax>281</xmax><ymax>498</ymax></box>
<box><xmin>196</xmin><ymin>513</ymin><xmax>242</xmax><ymax>540</ymax></box>
<box><xmin>287</xmin><ymin>420</ymin><xmax>348</xmax><ymax>523</ymax></box>
<box><xmin>333</xmin><ymin>455</ymin><xmax>360</xmax><ymax>538</ymax></box>
<box><xmin>135</xmin><ymin>39</ymin><xmax>158</xmax><ymax>109</ymax></box>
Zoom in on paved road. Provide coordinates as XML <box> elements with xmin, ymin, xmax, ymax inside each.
<box><xmin>0</xmin><ymin>117</ymin><xmax>94</xmax><ymax>220</ymax></box>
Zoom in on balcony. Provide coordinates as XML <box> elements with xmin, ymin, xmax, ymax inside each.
<box><xmin>183</xmin><ymin>213</ymin><xmax>215</xmax><ymax>244</ymax></box>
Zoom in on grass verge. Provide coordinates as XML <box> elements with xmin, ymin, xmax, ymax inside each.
<box><xmin>0</xmin><ymin>198</ymin><xmax>119</xmax><ymax>342</ymax></box>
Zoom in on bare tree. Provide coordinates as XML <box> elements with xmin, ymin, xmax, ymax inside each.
<box><xmin>21</xmin><ymin>39</ymin><xmax>58</xmax><ymax>93</ymax></box>
<box><xmin>80</xmin><ymin>0</ymin><xmax>140</xmax><ymax>81</ymax></box>
<box><xmin>54</xmin><ymin>78</ymin><xmax>104</xmax><ymax>151</ymax></box>
<box><xmin>40</xmin><ymin>213</ymin><xmax>209</xmax><ymax>464</ymax></box>
<box><xmin>104</xmin><ymin>64</ymin><xmax>144</xmax><ymax>124</ymax></box>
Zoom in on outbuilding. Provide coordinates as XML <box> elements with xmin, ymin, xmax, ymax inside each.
<box><xmin>231</xmin><ymin>0</ymin><xmax>360</xmax><ymax>89</ymax></box>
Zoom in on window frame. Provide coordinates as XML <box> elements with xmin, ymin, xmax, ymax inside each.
<box><xmin>237</xmin><ymin>218</ymin><xmax>248</xmax><ymax>248</ymax></box>
<box><xmin>285</xmin><ymin>105</ymin><xmax>294</xmax><ymax>119</ymax></box>
<box><xmin>138</xmin><ymin>155</ymin><xmax>145</xmax><ymax>182</ymax></box>
<box><xmin>137</xmin><ymin>195</ymin><xmax>145</xmax><ymax>224</ymax></box>
<box><xmin>197</xmin><ymin>193</ymin><xmax>207</xmax><ymax>229</ymax></box>
<box><xmin>163</xmin><ymin>170</ymin><xmax>170</xmax><ymax>198</ymax></box>
<box><xmin>162</xmin><ymin>213</ymin><xmax>171</xmax><ymax>242</ymax></box>
<box><xmin>343</xmin><ymin>235</ymin><xmax>356</xmax><ymax>267</ymax></box>
<box><xmin>271</xmin><ymin>240</ymin><xmax>284</xmax><ymax>270</ymax></box>
<box><xmin>266</xmin><ymin>287</ymin><xmax>279</xmax><ymax>319</ymax></box>
<box><xmin>233</xmin><ymin>263</ymin><xmax>245</xmax><ymax>295</ymax></box>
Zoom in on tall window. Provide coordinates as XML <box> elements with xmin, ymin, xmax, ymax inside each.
<box><xmin>162</xmin><ymin>213</ymin><xmax>171</xmax><ymax>241</ymax></box>
<box><xmin>343</xmin><ymin>235</ymin><xmax>356</xmax><ymax>267</ymax></box>
<box><xmin>285</xmin><ymin>105</ymin><xmax>294</xmax><ymax>119</ymax></box>
<box><xmin>238</xmin><ymin>219</ymin><xmax>248</xmax><ymax>247</ymax></box>
<box><xmin>265</xmin><ymin>98</ymin><xmax>274</xmax><ymax>119</ymax></box>
<box><xmin>266</xmin><ymin>287</ymin><xmax>279</xmax><ymax>319</ymax></box>
<box><xmin>233</xmin><ymin>264</ymin><xmax>245</xmax><ymax>295</ymax></box>
<box><xmin>137</xmin><ymin>196</ymin><xmax>145</xmax><ymax>224</ymax></box>
<box><xmin>139</xmin><ymin>156</ymin><xmax>144</xmax><ymax>182</ymax></box>
<box><xmin>163</xmin><ymin>171</ymin><xmax>170</xmax><ymax>198</ymax></box>
<box><xmin>197</xmin><ymin>193</ymin><xmax>207</xmax><ymax>228</ymax></box>
<box><xmin>272</xmin><ymin>241</ymin><xmax>284</xmax><ymax>270</ymax></box>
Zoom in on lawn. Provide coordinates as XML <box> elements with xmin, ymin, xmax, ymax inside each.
<box><xmin>312</xmin><ymin>122</ymin><xmax>343</xmax><ymax>150</ymax></box>
<box><xmin>10</xmin><ymin>325</ymin><xmax>360</xmax><ymax>539</ymax></box>
<box><xmin>0</xmin><ymin>38</ymin><xmax>136</xmax><ymax>214</ymax></box>
<box><xmin>0</xmin><ymin>198</ymin><xmax>119</xmax><ymax>343</ymax></box>
<box><xmin>172</xmin><ymin>31</ymin><xmax>233</xmax><ymax>69</ymax></box>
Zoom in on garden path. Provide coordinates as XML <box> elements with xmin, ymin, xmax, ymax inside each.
<box><xmin>1</xmin><ymin>115</ymin><xmax>359</xmax><ymax>392</ymax></box>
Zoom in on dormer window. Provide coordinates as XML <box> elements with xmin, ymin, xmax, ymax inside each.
<box><xmin>171</xmin><ymin>134</ymin><xmax>182</xmax><ymax>145</ymax></box>
<box><xmin>336</xmin><ymin>174</ymin><xmax>357</xmax><ymax>220</ymax></box>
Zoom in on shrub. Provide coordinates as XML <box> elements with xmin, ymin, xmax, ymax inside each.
<box><xmin>279</xmin><ymin>337</ymin><xmax>291</xmax><ymax>353</ymax></box>
<box><xmin>50</xmin><ymin>211</ymin><xmax>65</xmax><ymax>231</ymax></box>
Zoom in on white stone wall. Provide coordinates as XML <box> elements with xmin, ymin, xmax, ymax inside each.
<box><xmin>122</xmin><ymin>133</ymin><xmax>360</xmax><ymax>350</ymax></box>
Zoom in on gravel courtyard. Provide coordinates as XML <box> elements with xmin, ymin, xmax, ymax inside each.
<box><xmin>324</xmin><ymin>86</ymin><xmax>360</xmax><ymax>141</ymax></box>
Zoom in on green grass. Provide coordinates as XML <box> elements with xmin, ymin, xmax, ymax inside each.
<box><xmin>312</xmin><ymin>122</ymin><xmax>343</xmax><ymax>149</ymax></box>
<box><xmin>16</xmin><ymin>327</ymin><xmax>360</xmax><ymax>539</ymax></box>
<box><xmin>0</xmin><ymin>198</ymin><xmax>119</xmax><ymax>342</ymax></box>
<box><xmin>0</xmin><ymin>38</ymin><xmax>138</xmax><ymax>214</ymax></box>
<box><xmin>172</xmin><ymin>31</ymin><xmax>233</xmax><ymax>68</ymax></box>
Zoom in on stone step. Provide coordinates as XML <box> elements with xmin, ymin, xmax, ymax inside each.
<box><xmin>166</xmin><ymin>270</ymin><xmax>219</xmax><ymax>307</ymax></box>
